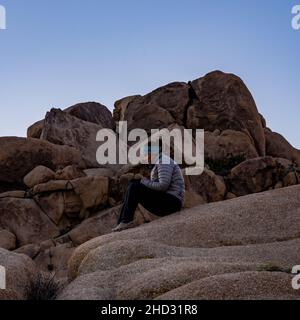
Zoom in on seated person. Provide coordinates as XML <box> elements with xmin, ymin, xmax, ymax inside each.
<box><xmin>113</xmin><ymin>144</ymin><xmax>185</xmax><ymax>232</ymax></box>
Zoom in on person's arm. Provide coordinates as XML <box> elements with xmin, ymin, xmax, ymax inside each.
<box><xmin>141</xmin><ymin>164</ymin><xmax>173</xmax><ymax>192</ymax></box>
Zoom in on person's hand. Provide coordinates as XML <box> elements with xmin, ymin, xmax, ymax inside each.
<box><xmin>134</xmin><ymin>174</ymin><xmax>143</xmax><ymax>180</ymax></box>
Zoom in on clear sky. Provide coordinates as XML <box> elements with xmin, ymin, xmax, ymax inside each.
<box><xmin>0</xmin><ymin>0</ymin><xmax>299</xmax><ymax>147</ymax></box>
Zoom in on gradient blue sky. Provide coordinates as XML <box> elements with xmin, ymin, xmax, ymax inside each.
<box><xmin>0</xmin><ymin>0</ymin><xmax>299</xmax><ymax>147</ymax></box>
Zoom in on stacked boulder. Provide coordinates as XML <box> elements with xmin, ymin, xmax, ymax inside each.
<box><xmin>0</xmin><ymin>71</ymin><xmax>300</xmax><ymax>298</ymax></box>
<box><xmin>114</xmin><ymin>70</ymin><xmax>300</xmax><ymax>202</ymax></box>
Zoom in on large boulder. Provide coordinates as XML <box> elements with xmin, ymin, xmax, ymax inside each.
<box><xmin>32</xmin><ymin>180</ymin><xmax>73</xmax><ymax>194</ymax></box>
<box><xmin>32</xmin><ymin>242</ymin><xmax>75</xmax><ymax>278</ymax></box>
<box><xmin>55</xmin><ymin>165</ymin><xmax>86</xmax><ymax>181</ymax></box>
<box><xmin>60</xmin><ymin>185</ymin><xmax>300</xmax><ymax>300</ymax></box>
<box><xmin>28</xmin><ymin>102</ymin><xmax>115</xmax><ymax>138</ymax></box>
<box><xmin>68</xmin><ymin>205</ymin><xmax>156</xmax><ymax>246</ymax></box>
<box><xmin>71</xmin><ymin>176</ymin><xmax>109</xmax><ymax>219</ymax></box>
<box><xmin>205</xmin><ymin>130</ymin><xmax>258</xmax><ymax>163</ymax></box>
<box><xmin>23</xmin><ymin>166</ymin><xmax>55</xmax><ymax>188</ymax></box>
<box><xmin>32</xmin><ymin>176</ymin><xmax>109</xmax><ymax>224</ymax></box>
<box><xmin>0</xmin><ymin>137</ymin><xmax>84</xmax><ymax>193</ymax></box>
<box><xmin>65</xmin><ymin>102</ymin><xmax>115</xmax><ymax>129</ymax></box>
<box><xmin>185</xmin><ymin>169</ymin><xmax>226</xmax><ymax>203</ymax></box>
<box><xmin>33</xmin><ymin>191</ymin><xmax>79</xmax><ymax>229</ymax></box>
<box><xmin>264</xmin><ymin>128</ymin><xmax>300</xmax><ymax>166</ymax></box>
<box><xmin>0</xmin><ymin>230</ymin><xmax>16</xmax><ymax>251</ymax></box>
<box><xmin>61</xmin><ymin>238</ymin><xmax>300</xmax><ymax>300</ymax></box>
<box><xmin>188</xmin><ymin>71</ymin><xmax>266</xmax><ymax>157</ymax></box>
<box><xmin>183</xmin><ymin>189</ymin><xmax>205</xmax><ymax>209</ymax></box>
<box><xmin>113</xmin><ymin>95</ymin><xmax>141</xmax><ymax>122</ymax></box>
<box><xmin>68</xmin><ymin>207</ymin><xmax>121</xmax><ymax>246</ymax></box>
<box><xmin>0</xmin><ymin>248</ymin><xmax>36</xmax><ymax>300</ymax></box>
<box><xmin>157</xmin><ymin>272</ymin><xmax>297</xmax><ymax>300</ymax></box>
<box><xmin>229</xmin><ymin>157</ymin><xmax>292</xmax><ymax>196</ymax></box>
<box><xmin>117</xmin><ymin>82</ymin><xmax>190</xmax><ymax>131</ymax></box>
<box><xmin>40</xmin><ymin>108</ymin><xmax>112</xmax><ymax>168</ymax></box>
<box><xmin>67</xmin><ymin>185</ymin><xmax>300</xmax><ymax>282</ymax></box>
<box><xmin>27</xmin><ymin>120</ymin><xmax>44</xmax><ymax>139</ymax></box>
<box><xmin>0</xmin><ymin>198</ymin><xmax>59</xmax><ymax>246</ymax></box>
<box><xmin>112</xmin><ymin>71</ymin><xmax>266</xmax><ymax>161</ymax></box>
<box><xmin>283</xmin><ymin>172</ymin><xmax>298</xmax><ymax>187</ymax></box>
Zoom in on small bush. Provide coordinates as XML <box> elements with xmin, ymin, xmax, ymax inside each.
<box><xmin>26</xmin><ymin>272</ymin><xmax>62</xmax><ymax>300</ymax></box>
<box><xmin>257</xmin><ymin>263</ymin><xmax>287</xmax><ymax>273</ymax></box>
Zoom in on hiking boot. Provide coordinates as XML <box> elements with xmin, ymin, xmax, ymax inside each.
<box><xmin>112</xmin><ymin>221</ymin><xmax>135</xmax><ymax>232</ymax></box>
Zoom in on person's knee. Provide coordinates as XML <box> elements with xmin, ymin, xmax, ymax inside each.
<box><xmin>128</xmin><ymin>180</ymin><xmax>142</xmax><ymax>193</ymax></box>
<box><xmin>129</xmin><ymin>180</ymin><xmax>141</xmax><ymax>187</ymax></box>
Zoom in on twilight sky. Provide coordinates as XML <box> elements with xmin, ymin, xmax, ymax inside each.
<box><xmin>0</xmin><ymin>0</ymin><xmax>299</xmax><ymax>147</ymax></box>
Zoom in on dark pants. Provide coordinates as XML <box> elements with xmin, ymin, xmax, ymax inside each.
<box><xmin>118</xmin><ymin>180</ymin><xmax>182</xmax><ymax>224</ymax></box>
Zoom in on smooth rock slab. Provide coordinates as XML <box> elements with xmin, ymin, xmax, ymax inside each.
<box><xmin>156</xmin><ymin>272</ymin><xmax>299</xmax><ymax>300</ymax></box>
<box><xmin>67</xmin><ymin>185</ymin><xmax>300</xmax><ymax>281</ymax></box>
